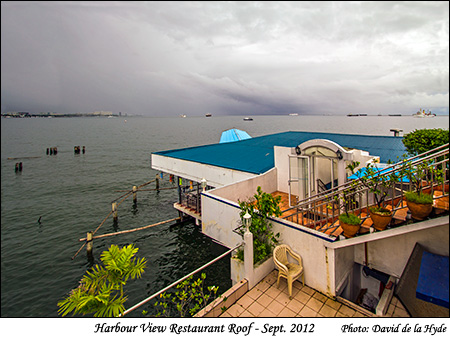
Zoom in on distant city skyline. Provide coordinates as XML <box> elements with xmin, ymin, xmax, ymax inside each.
<box><xmin>1</xmin><ymin>1</ymin><xmax>449</xmax><ymax>116</ymax></box>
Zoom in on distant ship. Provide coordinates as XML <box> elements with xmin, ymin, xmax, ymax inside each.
<box><xmin>288</xmin><ymin>113</ymin><xmax>299</xmax><ymax>116</ymax></box>
<box><xmin>243</xmin><ymin>117</ymin><xmax>253</xmax><ymax>121</ymax></box>
<box><xmin>180</xmin><ymin>114</ymin><xmax>187</xmax><ymax>118</ymax></box>
<box><xmin>413</xmin><ymin>109</ymin><xmax>436</xmax><ymax>118</ymax></box>
<box><xmin>205</xmin><ymin>113</ymin><xmax>212</xmax><ymax>117</ymax></box>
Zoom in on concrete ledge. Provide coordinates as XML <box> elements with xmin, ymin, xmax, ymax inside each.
<box><xmin>325</xmin><ymin>216</ymin><xmax>449</xmax><ymax>249</ymax></box>
<box><xmin>195</xmin><ymin>279</ymin><xmax>249</xmax><ymax>317</ymax></box>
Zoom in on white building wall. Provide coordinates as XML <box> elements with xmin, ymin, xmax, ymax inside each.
<box><xmin>151</xmin><ymin>154</ymin><xmax>255</xmax><ymax>187</ymax></box>
<box><xmin>201</xmin><ymin>169</ymin><xmax>278</xmax><ymax>248</ymax></box>
<box><xmin>270</xmin><ymin>218</ymin><xmax>336</xmax><ymax>295</ymax></box>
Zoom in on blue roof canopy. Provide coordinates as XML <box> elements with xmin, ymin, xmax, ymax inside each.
<box><xmin>153</xmin><ymin>131</ymin><xmax>406</xmax><ymax>175</ymax></box>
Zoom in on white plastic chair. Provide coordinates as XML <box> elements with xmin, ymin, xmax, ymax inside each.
<box><xmin>273</xmin><ymin>244</ymin><xmax>304</xmax><ymax>299</ymax></box>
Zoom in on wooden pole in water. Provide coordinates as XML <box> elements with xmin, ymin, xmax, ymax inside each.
<box><xmin>86</xmin><ymin>231</ymin><xmax>93</xmax><ymax>257</ymax></box>
<box><xmin>133</xmin><ymin>186</ymin><xmax>137</xmax><ymax>203</ymax></box>
<box><xmin>155</xmin><ymin>175</ymin><xmax>160</xmax><ymax>191</ymax></box>
<box><xmin>112</xmin><ymin>202</ymin><xmax>118</xmax><ymax>222</ymax></box>
<box><xmin>79</xmin><ymin>217</ymin><xmax>180</xmax><ymax>241</ymax></box>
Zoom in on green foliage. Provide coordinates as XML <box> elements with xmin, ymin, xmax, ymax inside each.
<box><xmin>57</xmin><ymin>244</ymin><xmax>146</xmax><ymax>317</ymax></box>
<box><xmin>338</xmin><ymin>213</ymin><xmax>361</xmax><ymax>226</ymax></box>
<box><xmin>399</xmin><ymin>158</ymin><xmax>443</xmax><ymax>195</ymax></box>
<box><xmin>370</xmin><ymin>206</ymin><xmax>392</xmax><ymax>215</ymax></box>
<box><xmin>330</xmin><ymin>162</ymin><xmax>361</xmax><ymax>218</ymax></box>
<box><xmin>403</xmin><ymin>128</ymin><xmax>449</xmax><ymax>156</ymax></box>
<box><xmin>405</xmin><ymin>191</ymin><xmax>433</xmax><ymax>205</ymax></box>
<box><xmin>350</xmin><ymin>160</ymin><xmax>399</xmax><ymax>208</ymax></box>
<box><xmin>152</xmin><ymin>273</ymin><xmax>219</xmax><ymax>317</ymax></box>
<box><xmin>237</xmin><ymin>186</ymin><xmax>281</xmax><ymax>264</ymax></box>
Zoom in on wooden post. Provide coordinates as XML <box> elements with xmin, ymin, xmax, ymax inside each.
<box><xmin>178</xmin><ymin>177</ymin><xmax>182</xmax><ymax>204</ymax></box>
<box><xmin>86</xmin><ymin>231</ymin><xmax>93</xmax><ymax>257</ymax></box>
<box><xmin>133</xmin><ymin>186</ymin><xmax>137</xmax><ymax>203</ymax></box>
<box><xmin>155</xmin><ymin>175</ymin><xmax>160</xmax><ymax>191</ymax></box>
<box><xmin>112</xmin><ymin>202</ymin><xmax>118</xmax><ymax>222</ymax></box>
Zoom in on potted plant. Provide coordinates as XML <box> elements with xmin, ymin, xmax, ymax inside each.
<box><xmin>404</xmin><ymin>191</ymin><xmax>433</xmax><ymax>220</ymax></box>
<box><xmin>350</xmin><ymin>161</ymin><xmax>399</xmax><ymax>230</ymax></box>
<box><xmin>338</xmin><ymin>212</ymin><xmax>361</xmax><ymax>238</ymax></box>
<box><xmin>400</xmin><ymin>160</ymin><xmax>435</xmax><ymax>220</ymax></box>
<box><xmin>333</xmin><ymin>174</ymin><xmax>361</xmax><ymax>238</ymax></box>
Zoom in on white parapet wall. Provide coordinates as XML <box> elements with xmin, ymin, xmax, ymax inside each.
<box><xmin>151</xmin><ymin>153</ymin><xmax>256</xmax><ymax>188</ymax></box>
<box><xmin>201</xmin><ymin>168</ymin><xmax>278</xmax><ymax>248</ymax></box>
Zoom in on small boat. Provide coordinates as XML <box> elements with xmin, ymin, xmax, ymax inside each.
<box><xmin>243</xmin><ymin>117</ymin><xmax>253</xmax><ymax>121</ymax></box>
<box><xmin>205</xmin><ymin>113</ymin><xmax>212</xmax><ymax>117</ymax></box>
<box><xmin>289</xmin><ymin>113</ymin><xmax>299</xmax><ymax>116</ymax></box>
<box><xmin>180</xmin><ymin>114</ymin><xmax>187</xmax><ymax>118</ymax></box>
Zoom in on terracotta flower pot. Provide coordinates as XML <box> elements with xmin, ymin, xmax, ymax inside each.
<box><xmin>339</xmin><ymin>220</ymin><xmax>360</xmax><ymax>238</ymax></box>
<box><xmin>369</xmin><ymin>209</ymin><xmax>393</xmax><ymax>231</ymax></box>
<box><xmin>406</xmin><ymin>200</ymin><xmax>432</xmax><ymax>220</ymax></box>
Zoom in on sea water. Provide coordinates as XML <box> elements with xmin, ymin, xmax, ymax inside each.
<box><xmin>1</xmin><ymin>114</ymin><xmax>448</xmax><ymax>317</ymax></box>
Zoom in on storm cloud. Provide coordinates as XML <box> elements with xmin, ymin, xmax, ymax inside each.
<box><xmin>1</xmin><ymin>1</ymin><xmax>448</xmax><ymax>116</ymax></box>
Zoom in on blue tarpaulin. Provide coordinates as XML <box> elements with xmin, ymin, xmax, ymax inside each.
<box><xmin>220</xmin><ymin>128</ymin><xmax>252</xmax><ymax>143</ymax></box>
<box><xmin>416</xmin><ymin>251</ymin><xmax>449</xmax><ymax>308</ymax></box>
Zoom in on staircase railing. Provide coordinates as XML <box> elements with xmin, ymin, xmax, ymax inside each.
<box><xmin>282</xmin><ymin>143</ymin><xmax>449</xmax><ymax>236</ymax></box>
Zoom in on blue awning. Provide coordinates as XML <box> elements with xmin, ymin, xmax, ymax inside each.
<box><xmin>219</xmin><ymin>128</ymin><xmax>252</xmax><ymax>143</ymax></box>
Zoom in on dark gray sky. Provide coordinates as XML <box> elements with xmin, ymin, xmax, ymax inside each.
<box><xmin>1</xmin><ymin>1</ymin><xmax>449</xmax><ymax>116</ymax></box>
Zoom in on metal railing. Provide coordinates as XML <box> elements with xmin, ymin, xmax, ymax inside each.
<box><xmin>282</xmin><ymin>143</ymin><xmax>449</xmax><ymax>236</ymax></box>
<box><xmin>119</xmin><ymin>242</ymin><xmax>242</xmax><ymax>317</ymax></box>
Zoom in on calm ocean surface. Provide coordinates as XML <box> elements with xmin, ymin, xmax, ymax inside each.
<box><xmin>1</xmin><ymin>114</ymin><xmax>448</xmax><ymax>317</ymax></box>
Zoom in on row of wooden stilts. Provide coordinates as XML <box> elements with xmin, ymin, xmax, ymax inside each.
<box><xmin>73</xmin><ymin>175</ymin><xmax>178</xmax><ymax>260</ymax></box>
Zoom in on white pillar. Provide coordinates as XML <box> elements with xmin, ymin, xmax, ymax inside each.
<box><xmin>244</xmin><ymin>231</ymin><xmax>254</xmax><ymax>288</ymax></box>
<box><xmin>338</xmin><ymin>159</ymin><xmax>346</xmax><ymax>186</ymax></box>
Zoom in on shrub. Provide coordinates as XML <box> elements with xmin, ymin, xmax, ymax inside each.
<box><xmin>339</xmin><ymin>213</ymin><xmax>361</xmax><ymax>225</ymax></box>
<box><xmin>403</xmin><ymin>128</ymin><xmax>449</xmax><ymax>156</ymax></box>
<box><xmin>370</xmin><ymin>206</ymin><xmax>392</xmax><ymax>215</ymax></box>
<box><xmin>237</xmin><ymin>187</ymin><xmax>281</xmax><ymax>265</ymax></box>
<box><xmin>405</xmin><ymin>191</ymin><xmax>433</xmax><ymax>205</ymax></box>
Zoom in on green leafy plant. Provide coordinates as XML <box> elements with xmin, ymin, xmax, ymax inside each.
<box><xmin>349</xmin><ymin>160</ymin><xmax>400</xmax><ymax>211</ymax></box>
<box><xmin>400</xmin><ymin>158</ymin><xmax>441</xmax><ymax>195</ymax></box>
<box><xmin>152</xmin><ymin>273</ymin><xmax>219</xmax><ymax>317</ymax></box>
<box><xmin>237</xmin><ymin>186</ymin><xmax>281</xmax><ymax>265</ymax></box>
<box><xmin>328</xmin><ymin>162</ymin><xmax>361</xmax><ymax>222</ymax></box>
<box><xmin>57</xmin><ymin>244</ymin><xmax>146</xmax><ymax>317</ymax></box>
<box><xmin>338</xmin><ymin>212</ymin><xmax>361</xmax><ymax>225</ymax></box>
<box><xmin>403</xmin><ymin>128</ymin><xmax>449</xmax><ymax>156</ymax></box>
<box><xmin>405</xmin><ymin>191</ymin><xmax>433</xmax><ymax>205</ymax></box>
<box><xmin>370</xmin><ymin>206</ymin><xmax>392</xmax><ymax>216</ymax></box>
